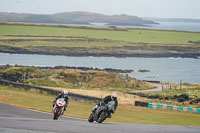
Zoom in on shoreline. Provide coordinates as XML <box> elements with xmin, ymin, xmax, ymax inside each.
<box><xmin>0</xmin><ymin>51</ymin><xmax>199</xmax><ymax>59</ymax></box>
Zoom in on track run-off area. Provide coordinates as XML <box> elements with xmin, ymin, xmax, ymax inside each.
<box><xmin>0</xmin><ymin>103</ymin><xmax>199</xmax><ymax>133</ymax></box>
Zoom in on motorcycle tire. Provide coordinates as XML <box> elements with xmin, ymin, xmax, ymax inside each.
<box><xmin>97</xmin><ymin>111</ymin><xmax>108</xmax><ymax>123</ymax></box>
<box><xmin>53</xmin><ymin>114</ymin><xmax>58</xmax><ymax>120</ymax></box>
<box><xmin>53</xmin><ymin>109</ymin><xmax>59</xmax><ymax>120</ymax></box>
<box><xmin>88</xmin><ymin>114</ymin><xmax>94</xmax><ymax>122</ymax></box>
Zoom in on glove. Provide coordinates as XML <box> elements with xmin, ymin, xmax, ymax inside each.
<box><xmin>100</xmin><ymin>101</ymin><xmax>105</xmax><ymax>106</ymax></box>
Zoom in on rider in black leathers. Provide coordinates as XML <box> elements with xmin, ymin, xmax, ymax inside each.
<box><xmin>92</xmin><ymin>93</ymin><xmax>118</xmax><ymax>117</ymax></box>
<box><xmin>53</xmin><ymin>90</ymin><xmax>69</xmax><ymax>115</ymax></box>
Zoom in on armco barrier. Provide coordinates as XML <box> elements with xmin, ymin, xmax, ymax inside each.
<box><xmin>0</xmin><ymin>79</ymin><xmax>102</xmax><ymax>102</ymax></box>
<box><xmin>152</xmin><ymin>103</ymin><xmax>157</xmax><ymax>108</ymax></box>
<box><xmin>193</xmin><ymin>108</ymin><xmax>197</xmax><ymax>113</ymax></box>
<box><xmin>183</xmin><ymin>107</ymin><xmax>188</xmax><ymax>112</ymax></box>
<box><xmin>135</xmin><ymin>101</ymin><xmax>148</xmax><ymax>107</ymax></box>
<box><xmin>148</xmin><ymin>103</ymin><xmax>153</xmax><ymax>108</ymax></box>
<box><xmin>146</xmin><ymin>102</ymin><xmax>200</xmax><ymax>114</ymax></box>
<box><xmin>187</xmin><ymin>107</ymin><xmax>193</xmax><ymax>112</ymax></box>
<box><xmin>163</xmin><ymin>104</ymin><xmax>167</xmax><ymax>109</ymax></box>
<box><xmin>197</xmin><ymin>108</ymin><xmax>200</xmax><ymax>114</ymax></box>
<box><xmin>167</xmin><ymin>105</ymin><xmax>173</xmax><ymax>110</ymax></box>
<box><xmin>173</xmin><ymin>106</ymin><xmax>178</xmax><ymax>111</ymax></box>
<box><xmin>134</xmin><ymin>101</ymin><xmax>200</xmax><ymax>114</ymax></box>
<box><xmin>157</xmin><ymin>104</ymin><xmax>163</xmax><ymax>109</ymax></box>
<box><xmin>178</xmin><ymin>106</ymin><xmax>183</xmax><ymax>111</ymax></box>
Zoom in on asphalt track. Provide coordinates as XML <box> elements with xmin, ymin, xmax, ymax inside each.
<box><xmin>0</xmin><ymin>103</ymin><xmax>199</xmax><ymax>133</ymax></box>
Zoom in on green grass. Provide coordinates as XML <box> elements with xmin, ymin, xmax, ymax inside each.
<box><xmin>1</xmin><ymin>24</ymin><xmax>200</xmax><ymax>44</ymax></box>
<box><xmin>0</xmin><ymin>85</ymin><xmax>200</xmax><ymax>126</ymax></box>
<box><xmin>0</xmin><ymin>40</ymin><xmax>128</xmax><ymax>48</ymax></box>
<box><xmin>146</xmin><ymin>86</ymin><xmax>200</xmax><ymax>99</ymax></box>
<box><xmin>143</xmin><ymin>85</ymin><xmax>200</xmax><ymax>108</ymax></box>
<box><xmin>0</xmin><ymin>85</ymin><xmax>93</xmax><ymax>118</ymax></box>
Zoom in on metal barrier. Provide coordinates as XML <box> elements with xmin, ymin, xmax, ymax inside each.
<box><xmin>0</xmin><ymin>79</ymin><xmax>102</xmax><ymax>103</ymax></box>
<box><xmin>147</xmin><ymin>102</ymin><xmax>200</xmax><ymax>114</ymax></box>
<box><xmin>135</xmin><ymin>101</ymin><xmax>200</xmax><ymax>114</ymax></box>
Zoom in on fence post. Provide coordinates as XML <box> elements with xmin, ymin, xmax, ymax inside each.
<box><xmin>180</xmin><ymin>80</ymin><xmax>182</xmax><ymax>90</ymax></box>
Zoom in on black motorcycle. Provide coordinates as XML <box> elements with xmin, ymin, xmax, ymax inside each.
<box><xmin>88</xmin><ymin>101</ymin><xmax>115</xmax><ymax>123</ymax></box>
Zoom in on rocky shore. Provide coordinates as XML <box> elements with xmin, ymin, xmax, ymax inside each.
<box><xmin>0</xmin><ymin>46</ymin><xmax>200</xmax><ymax>59</ymax></box>
<box><xmin>1</xmin><ymin>65</ymin><xmax>133</xmax><ymax>74</ymax></box>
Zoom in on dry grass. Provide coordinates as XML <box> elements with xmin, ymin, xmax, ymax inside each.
<box><xmin>45</xmin><ymin>86</ymin><xmax>147</xmax><ymax>105</ymax></box>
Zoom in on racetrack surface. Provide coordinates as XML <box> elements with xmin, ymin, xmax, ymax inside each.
<box><xmin>0</xmin><ymin>103</ymin><xmax>199</xmax><ymax>133</ymax></box>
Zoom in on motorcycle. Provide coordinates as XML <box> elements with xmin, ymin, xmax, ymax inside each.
<box><xmin>52</xmin><ymin>98</ymin><xmax>66</xmax><ymax>120</ymax></box>
<box><xmin>88</xmin><ymin>101</ymin><xmax>115</xmax><ymax>123</ymax></box>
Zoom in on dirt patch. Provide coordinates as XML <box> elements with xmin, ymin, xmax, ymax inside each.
<box><xmin>47</xmin><ymin>86</ymin><xmax>147</xmax><ymax>105</ymax></box>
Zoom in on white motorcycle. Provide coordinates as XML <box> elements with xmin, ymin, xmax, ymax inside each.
<box><xmin>52</xmin><ymin>98</ymin><xmax>66</xmax><ymax>120</ymax></box>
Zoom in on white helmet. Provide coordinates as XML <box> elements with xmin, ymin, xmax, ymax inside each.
<box><xmin>62</xmin><ymin>90</ymin><xmax>68</xmax><ymax>98</ymax></box>
<box><xmin>111</xmin><ymin>93</ymin><xmax>117</xmax><ymax>100</ymax></box>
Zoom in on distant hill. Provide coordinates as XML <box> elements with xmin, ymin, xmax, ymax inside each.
<box><xmin>0</xmin><ymin>11</ymin><xmax>158</xmax><ymax>26</ymax></box>
<box><xmin>143</xmin><ymin>17</ymin><xmax>200</xmax><ymax>23</ymax></box>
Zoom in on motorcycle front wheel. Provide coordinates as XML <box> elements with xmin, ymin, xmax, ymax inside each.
<box><xmin>97</xmin><ymin>111</ymin><xmax>108</xmax><ymax>123</ymax></box>
<box><xmin>88</xmin><ymin>113</ymin><xmax>94</xmax><ymax>122</ymax></box>
<box><xmin>53</xmin><ymin>109</ymin><xmax>60</xmax><ymax>120</ymax></box>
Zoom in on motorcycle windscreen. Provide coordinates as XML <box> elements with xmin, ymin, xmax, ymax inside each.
<box><xmin>107</xmin><ymin>101</ymin><xmax>115</xmax><ymax>111</ymax></box>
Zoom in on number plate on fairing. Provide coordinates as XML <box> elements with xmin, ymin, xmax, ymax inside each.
<box><xmin>56</xmin><ymin>98</ymin><xmax>66</xmax><ymax>107</ymax></box>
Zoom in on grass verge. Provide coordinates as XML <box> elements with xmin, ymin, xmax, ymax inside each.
<box><xmin>143</xmin><ymin>84</ymin><xmax>200</xmax><ymax>108</ymax></box>
<box><xmin>0</xmin><ymin>85</ymin><xmax>200</xmax><ymax>126</ymax></box>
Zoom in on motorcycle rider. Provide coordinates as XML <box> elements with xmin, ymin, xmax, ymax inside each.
<box><xmin>92</xmin><ymin>93</ymin><xmax>118</xmax><ymax>117</ymax></box>
<box><xmin>53</xmin><ymin>90</ymin><xmax>69</xmax><ymax>115</ymax></box>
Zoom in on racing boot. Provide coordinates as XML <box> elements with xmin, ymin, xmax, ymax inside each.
<box><xmin>108</xmin><ymin>113</ymin><xmax>112</xmax><ymax>118</ymax></box>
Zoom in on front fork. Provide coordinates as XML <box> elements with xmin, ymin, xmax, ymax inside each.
<box><xmin>52</xmin><ymin>104</ymin><xmax>57</xmax><ymax>113</ymax></box>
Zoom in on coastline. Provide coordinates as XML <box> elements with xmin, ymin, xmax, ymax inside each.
<box><xmin>0</xmin><ymin>22</ymin><xmax>200</xmax><ymax>59</ymax></box>
<box><xmin>0</xmin><ymin>50</ymin><xmax>199</xmax><ymax>59</ymax></box>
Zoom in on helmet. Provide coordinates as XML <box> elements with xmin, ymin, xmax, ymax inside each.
<box><xmin>62</xmin><ymin>90</ymin><xmax>68</xmax><ymax>98</ymax></box>
<box><xmin>111</xmin><ymin>93</ymin><xmax>117</xmax><ymax>100</ymax></box>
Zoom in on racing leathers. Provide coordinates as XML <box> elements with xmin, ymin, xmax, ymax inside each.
<box><xmin>53</xmin><ymin>93</ymin><xmax>69</xmax><ymax>114</ymax></box>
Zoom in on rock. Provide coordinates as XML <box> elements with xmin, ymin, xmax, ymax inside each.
<box><xmin>138</xmin><ymin>69</ymin><xmax>150</xmax><ymax>72</ymax></box>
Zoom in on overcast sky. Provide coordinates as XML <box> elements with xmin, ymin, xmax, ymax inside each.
<box><xmin>1</xmin><ymin>0</ymin><xmax>200</xmax><ymax>19</ymax></box>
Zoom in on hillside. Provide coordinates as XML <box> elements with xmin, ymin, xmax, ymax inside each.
<box><xmin>0</xmin><ymin>11</ymin><xmax>157</xmax><ymax>26</ymax></box>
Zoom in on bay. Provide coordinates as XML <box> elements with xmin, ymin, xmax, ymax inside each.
<box><xmin>0</xmin><ymin>53</ymin><xmax>199</xmax><ymax>84</ymax></box>
<box><xmin>126</xmin><ymin>21</ymin><xmax>200</xmax><ymax>32</ymax></box>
